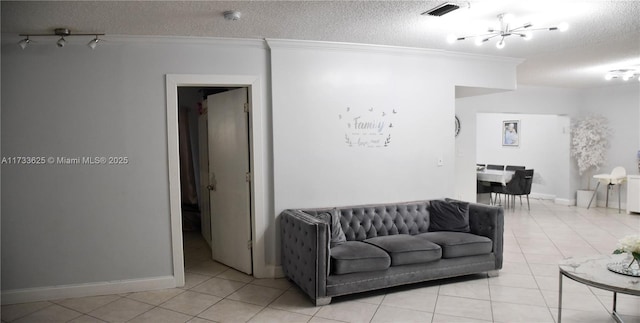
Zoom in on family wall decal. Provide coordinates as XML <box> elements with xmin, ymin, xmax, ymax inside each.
<box><xmin>340</xmin><ymin>106</ymin><xmax>398</xmax><ymax>148</ymax></box>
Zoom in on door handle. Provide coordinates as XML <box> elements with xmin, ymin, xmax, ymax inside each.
<box><xmin>207</xmin><ymin>184</ymin><xmax>216</xmax><ymax>191</ymax></box>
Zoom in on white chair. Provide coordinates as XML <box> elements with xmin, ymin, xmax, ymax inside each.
<box><xmin>587</xmin><ymin>167</ymin><xmax>627</xmax><ymax>213</ymax></box>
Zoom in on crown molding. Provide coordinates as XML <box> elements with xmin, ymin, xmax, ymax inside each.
<box><xmin>266</xmin><ymin>38</ymin><xmax>523</xmax><ymax>65</ymax></box>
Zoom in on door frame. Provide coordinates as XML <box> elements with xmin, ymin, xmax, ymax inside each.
<box><xmin>166</xmin><ymin>74</ymin><xmax>267</xmax><ymax>286</ymax></box>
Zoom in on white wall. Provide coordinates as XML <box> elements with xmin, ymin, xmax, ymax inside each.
<box><xmin>476</xmin><ymin>113</ymin><xmax>570</xmax><ymax>199</ymax></box>
<box><xmin>577</xmin><ymin>83</ymin><xmax>640</xmax><ymax>206</ymax></box>
<box><xmin>1</xmin><ymin>35</ymin><xmax>520</xmax><ymax>301</ymax></box>
<box><xmin>268</xmin><ymin>39</ymin><xmax>518</xmax><ymax>263</ymax></box>
<box><xmin>1</xmin><ymin>37</ymin><xmax>272</xmax><ymax>296</ymax></box>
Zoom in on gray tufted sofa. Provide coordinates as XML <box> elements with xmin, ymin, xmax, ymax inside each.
<box><xmin>280</xmin><ymin>200</ymin><xmax>504</xmax><ymax>305</ymax></box>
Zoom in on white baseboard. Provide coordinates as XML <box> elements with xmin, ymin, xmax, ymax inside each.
<box><xmin>554</xmin><ymin>198</ymin><xmax>575</xmax><ymax>206</ymax></box>
<box><xmin>1</xmin><ymin>276</ymin><xmax>177</xmax><ymax>305</ymax></box>
<box><xmin>272</xmin><ymin>266</ymin><xmax>285</xmax><ymax>279</ymax></box>
<box><xmin>529</xmin><ymin>193</ymin><xmax>555</xmax><ymax>200</ymax></box>
<box><xmin>596</xmin><ymin>200</ymin><xmax>627</xmax><ymax>210</ymax></box>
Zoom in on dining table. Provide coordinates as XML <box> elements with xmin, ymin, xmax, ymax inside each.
<box><xmin>477</xmin><ymin>169</ymin><xmax>515</xmax><ymax>185</ymax></box>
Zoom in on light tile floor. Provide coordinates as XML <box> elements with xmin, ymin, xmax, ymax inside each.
<box><xmin>3</xmin><ymin>199</ymin><xmax>640</xmax><ymax>322</ymax></box>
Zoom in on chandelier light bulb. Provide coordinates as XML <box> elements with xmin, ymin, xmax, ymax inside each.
<box><xmin>446</xmin><ymin>34</ymin><xmax>457</xmax><ymax>44</ymax></box>
<box><xmin>475</xmin><ymin>37</ymin><xmax>484</xmax><ymax>46</ymax></box>
<box><xmin>604</xmin><ymin>73</ymin><xmax>614</xmax><ymax>81</ymax></box>
<box><xmin>522</xmin><ymin>31</ymin><xmax>533</xmax><ymax>40</ymax></box>
<box><xmin>502</xmin><ymin>13</ymin><xmax>515</xmax><ymax>24</ymax></box>
<box><xmin>496</xmin><ymin>39</ymin><xmax>505</xmax><ymax>49</ymax></box>
<box><xmin>558</xmin><ymin>22</ymin><xmax>569</xmax><ymax>32</ymax></box>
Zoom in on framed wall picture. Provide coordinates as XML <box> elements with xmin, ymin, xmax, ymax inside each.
<box><xmin>502</xmin><ymin>120</ymin><xmax>520</xmax><ymax>146</ymax></box>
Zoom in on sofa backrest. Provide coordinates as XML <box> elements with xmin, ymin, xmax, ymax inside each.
<box><xmin>300</xmin><ymin>201</ymin><xmax>431</xmax><ymax>241</ymax></box>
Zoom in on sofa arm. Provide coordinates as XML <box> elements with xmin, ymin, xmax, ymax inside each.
<box><xmin>280</xmin><ymin>209</ymin><xmax>329</xmax><ymax>303</ymax></box>
<box><xmin>468</xmin><ymin>203</ymin><xmax>504</xmax><ymax>269</ymax></box>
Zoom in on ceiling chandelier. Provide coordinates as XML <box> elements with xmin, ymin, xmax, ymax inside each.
<box><xmin>605</xmin><ymin>69</ymin><xmax>640</xmax><ymax>82</ymax></box>
<box><xmin>447</xmin><ymin>13</ymin><xmax>569</xmax><ymax>49</ymax></box>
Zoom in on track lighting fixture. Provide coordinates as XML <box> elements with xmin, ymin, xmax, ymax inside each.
<box><xmin>447</xmin><ymin>13</ymin><xmax>568</xmax><ymax>49</ymax></box>
<box><xmin>17</xmin><ymin>28</ymin><xmax>105</xmax><ymax>49</ymax></box>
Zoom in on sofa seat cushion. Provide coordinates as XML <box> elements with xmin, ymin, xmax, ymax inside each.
<box><xmin>364</xmin><ymin>234</ymin><xmax>442</xmax><ymax>266</ymax></box>
<box><xmin>416</xmin><ymin>232</ymin><xmax>492</xmax><ymax>259</ymax></box>
<box><xmin>330</xmin><ymin>241</ymin><xmax>391</xmax><ymax>275</ymax></box>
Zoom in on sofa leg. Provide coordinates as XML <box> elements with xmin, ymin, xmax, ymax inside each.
<box><xmin>315</xmin><ymin>297</ymin><xmax>332</xmax><ymax>306</ymax></box>
<box><xmin>487</xmin><ymin>270</ymin><xmax>500</xmax><ymax>277</ymax></box>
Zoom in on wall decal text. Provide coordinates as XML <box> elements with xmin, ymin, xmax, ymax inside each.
<box><xmin>340</xmin><ymin>106</ymin><xmax>398</xmax><ymax>148</ymax></box>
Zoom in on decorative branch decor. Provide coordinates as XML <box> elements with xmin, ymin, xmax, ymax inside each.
<box><xmin>570</xmin><ymin>115</ymin><xmax>611</xmax><ymax>189</ymax></box>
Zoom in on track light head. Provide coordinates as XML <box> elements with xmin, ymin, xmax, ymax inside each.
<box><xmin>56</xmin><ymin>37</ymin><xmax>66</xmax><ymax>48</ymax></box>
<box><xmin>18</xmin><ymin>37</ymin><xmax>31</xmax><ymax>49</ymax></box>
<box><xmin>88</xmin><ymin>37</ymin><xmax>100</xmax><ymax>49</ymax></box>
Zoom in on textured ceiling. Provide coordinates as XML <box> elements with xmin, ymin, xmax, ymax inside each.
<box><xmin>2</xmin><ymin>0</ymin><xmax>640</xmax><ymax>88</ymax></box>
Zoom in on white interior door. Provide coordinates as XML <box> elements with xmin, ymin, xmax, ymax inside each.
<box><xmin>197</xmin><ymin>104</ymin><xmax>212</xmax><ymax>247</ymax></box>
<box><xmin>207</xmin><ymin>88</ymin><xmax>252</xmax><ymax>274</ymax></box>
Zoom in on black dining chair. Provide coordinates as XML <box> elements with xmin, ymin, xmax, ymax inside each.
<box><xmin>485</xmin><ymin>165</ymin><xmax>505</xmax><ymax>204</ymax></box>
<box><xmin>503</xmin><ymin>169</ymin><xmax>534</xmax><ymax>210</ymax></box>
<box><xmin>505</xmin><ymin>165</ymin><xmax>525</xmax><ymax>171</ymax></box>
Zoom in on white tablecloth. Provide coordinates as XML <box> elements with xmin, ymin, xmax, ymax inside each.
<box><xmin>477</xmin><ymin>169</ymin><xmax>515</xmax><ymax>185</ymax></box>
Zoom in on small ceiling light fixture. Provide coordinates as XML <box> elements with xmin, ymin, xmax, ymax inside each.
<box><xmin>223</xmin><ymin>10</ymin><xmax>242</xmax><ymax>21</ymax></box>
<box><xmin>605</xmin><ymin>69</ymin><xmax>640</xmax><ymax>82</ymax></box>
<box><xmin>18</xmin><ymin>28</ymin><xmax>105</xmax><ymax>49</ymax></box>
<box><xmin>447</xmin><ymin>13</ymin><xmax>568</xmax><ymax>49</ymax></box>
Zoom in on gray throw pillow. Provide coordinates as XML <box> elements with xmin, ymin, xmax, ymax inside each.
<box><xmin>428</xmin><ymin>199</ymin><xmax>470</xmax><ymax>232</ymax></box>
<box><xmin>319</xmin><ymin>209</ymin><xmax>347</xmax><ymax>248</ymax></box>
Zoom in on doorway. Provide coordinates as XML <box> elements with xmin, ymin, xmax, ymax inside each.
<box><xmin>166</xmin><ymin>74</ymin><xmax>268</xmax><ymax>286</ymax></box>
<box><xmin>177</xmin><ymin>86</ymin><xmax>253</xmax><ymax>275</ymax></box>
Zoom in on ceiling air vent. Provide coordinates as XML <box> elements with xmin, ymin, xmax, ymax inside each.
<box><xmin>421</xmin><ymin>2</ymin><xmax>460</xmax><ymax>16</ymax></box>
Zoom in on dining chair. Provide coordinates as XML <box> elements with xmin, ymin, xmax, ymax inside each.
<box><xmin>485</xmin><ymin>165</ymin><xmax>505</xmax><ymax>204</ymax></box>
<box><xmin>500</xmin><ymin>169</ymin><xmax>534</xmax><ymax>210</ymax></box>
<box><xmin>506</xmin><ymin>165</ymin><xmax>525</xmax><ymax>171</ymax></box>
<box><xmin>587</xmin><ymin>167</ymin><xmax>626</xmax><ymax>213</ymax></box>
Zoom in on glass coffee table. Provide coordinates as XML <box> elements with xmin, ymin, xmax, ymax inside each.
<box><xmin>558</xmin><ymin>255</ymin><xmax>640</xmax><ymax>323</ymax></box>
